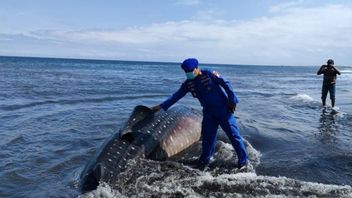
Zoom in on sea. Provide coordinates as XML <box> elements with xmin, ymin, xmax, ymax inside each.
<box><xmin>0</xmin><ymin>56</ymin><xmax>351</xmax><ymax>197</ymax></box>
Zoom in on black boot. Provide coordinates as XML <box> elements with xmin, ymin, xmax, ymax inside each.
<box><xmin>322</xmin><ymin>99</ymin><xmax>326</xmax><ymax>107</ymax></box>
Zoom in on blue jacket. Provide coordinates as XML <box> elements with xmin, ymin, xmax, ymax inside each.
<box><xmin>160</xmin><ymin>69</ymin><xmax>239</xmax><ymax>111</ymax></box>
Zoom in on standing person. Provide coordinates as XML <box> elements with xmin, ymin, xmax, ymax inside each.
<box><xmin>317</xmin><ymin>59</ymin><xmax>341</xmax><ymax>108</ymax></box>
<box><xmin>152</xmin><ymin>58</ymin><xmax>248</xmax><ymax>169</ymax></box>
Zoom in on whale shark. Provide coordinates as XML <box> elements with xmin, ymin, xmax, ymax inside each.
<box><xmin>80</xmin><ymin>105</ymin><xmax>202</xmax><ymax>192</ymax></box>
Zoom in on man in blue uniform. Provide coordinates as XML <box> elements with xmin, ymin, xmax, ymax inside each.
<box><xmin>152</xmin><ymin>58</ymin><xmax>248</xmax><ymax>169</ymax></box>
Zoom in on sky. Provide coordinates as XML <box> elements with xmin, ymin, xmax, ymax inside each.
<box><xmin>0</xmin><ymin>0</ymin><xmax>351</xmax><ymax>66</ymax></box>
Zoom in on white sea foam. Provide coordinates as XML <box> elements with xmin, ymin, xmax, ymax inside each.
<box><xmin>341</xmin><ymin>70</ymin><xmax>352</xmax><ymax>73</ymax></box>
<box><xmin>332</xmin><ymin>106</ymin><xmax>340</xmax><ymax>111</ymax></box>
<box><xmin>81</xmin><ymin>170</ymin><xmax>352</xmax><ymax>198</ymax></box>
<box><xmin>340</xmin><ymin>70</ymin><xmax>352</xmax><ymax>80</ymax></box>
<box><xmin>78</xmin><ymin>139</ymin><xmax>351</xmax><ymax>198</ymax></box>
<box><xmin>213</xmin><ymin>139</ymin><xmax>262</xmax><ymax>167</ymax></box>
<box><xmin>289</xmin><ymin>93</ymin><xmax>315</xmax><ymax>102</ymax></box>
<box><xmin>78</xmin><ymin>182</ymin><xmax>126</xmax><ymax>198</ymax></box>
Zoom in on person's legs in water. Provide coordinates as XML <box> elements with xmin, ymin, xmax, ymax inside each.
<box><xmin>329</xmin><ymin>84</ymin><xmax>336</xmax><ymax>107</ymax></box>
<box><xmin>219</xmin><ymin>112</ymin><xmax>248</xmax><ymax>168</ymax></box>
<box><xmin>198</xmin><ymin>112</ymin><xmax>219</xmax><ymax>168</ymax></box>
<box><xmin>321</xmin><ymin>84</ymin><xmax>329</xmax><ymax>107</ymax></box>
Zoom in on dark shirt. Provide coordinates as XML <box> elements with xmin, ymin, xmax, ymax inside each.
<box><xmin>317</xmin><ymin>65</ymin><xmax>341</xmax><ymax>84</ymax></box>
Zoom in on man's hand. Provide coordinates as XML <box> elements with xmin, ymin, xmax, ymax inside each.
<box><xmin>332</xmin><ymin>65</ymin><xmax>341</xmax><ymax>75</ymax></box>
<box><xmin>322</xmin><ymin>66</ymin><xmax>328</xmax><ymax>71</ymax></box>
<box><xmin>228</xmin><ymin>103</ymin><xmax>237</xmax><ymax>113</ymax></box>
<box><xmin>317</xmin><ymin>65</ymin><xmax>327</xmax><ymax>75</ymax></box>
<box><xmin>151</xmin><ymin>105</ymin><xmax>161</xmax><ymax>113</ymax></box>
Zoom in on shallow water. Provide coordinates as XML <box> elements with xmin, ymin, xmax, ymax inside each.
<box><xmin>0</xmin><ymin>56</ymin><xmax>351</xmax><ymax>197</ymax></box>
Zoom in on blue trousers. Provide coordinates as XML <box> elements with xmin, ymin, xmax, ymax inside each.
<box><xmin>199</xmin><ymin>108</ymin><xmax>248</xmax><ymax>166</ymax></box>
<box><xmin>321</xmin><ymin>83</ymin><xmax>336</xmax><ymax>100</ymax></box>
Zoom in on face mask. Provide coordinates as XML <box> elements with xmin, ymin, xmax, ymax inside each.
<box><xmin>186</xmin><ymin>71</ymin><xmax>196</xmax><ymax>80</ymax></box>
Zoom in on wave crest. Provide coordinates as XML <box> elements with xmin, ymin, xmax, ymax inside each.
<box><xmin>289</xmin><ymin>93</ymin><xmax>315</xmax><ymax>102</ymax></box>
<box><xmin>80</xmin><ymin>158</ymin><xmax>352</xmax><ymax>198</ymax></box>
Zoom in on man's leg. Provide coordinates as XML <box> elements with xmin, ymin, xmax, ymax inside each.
<box><xmin>329</xmin><ymin>84</ymin><xmax>336</xmax><ymax>107</ymax></box>
<box><xmin>321</xmin><ymin>84</ymin><xmax>328</xmax><ymax>106</ymax></box>
<box><xmin>219</xmin><ymin>113</ymin><xmax>248</xmax><ymax>167</ymax></box>
<box><xmin>199</xmin><ymin>113</ymin><xmax>219</xmax><ymax>166</ymax></box>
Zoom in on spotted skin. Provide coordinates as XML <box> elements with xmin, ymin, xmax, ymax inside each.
<box><xmin>80</xmin><ymin>105</ymin><xmax>202</xmax><ymax>192</ymax></box>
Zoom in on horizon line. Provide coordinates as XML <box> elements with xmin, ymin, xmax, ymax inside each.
<box><xmin>0</xmin><ymin>55</ymin><xmax>319</xmax><ymax>67</ymax></box>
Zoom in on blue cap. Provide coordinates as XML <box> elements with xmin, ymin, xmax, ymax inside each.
<box><xmin>181</xmin><ymin>58</ymin><xmax>198</xmax><ymax>72</ymax></box>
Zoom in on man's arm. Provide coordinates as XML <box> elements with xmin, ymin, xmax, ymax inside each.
<box><xmin>317</xmin><ymin>65</ymin><xmax>326</xmax><ymax>75</ymax></box>
<box><xmin>157</xmin><ymin>83</ymin><xmax>188</xmax><ymax>111</ymax></box>
<box><xmin>209</xmin><ymin>71</ymin><xmax>239</xmax><ymax>105</ymax></box>
<box><xmin>333</xmin><ymin>66</ymin><xmax>341</xmax><ymax>75</ymax></box>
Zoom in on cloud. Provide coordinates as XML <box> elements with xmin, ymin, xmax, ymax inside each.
<box><xmin>270</xmin><ymin>0</ymin><xmax>305</xmax><ymax>13</ymax></box>
<box><xmin>174</xmin><ymin>0</ymin><xmax>201</xmax><ymax>6</ymax></box>
<box><xmin>1</xmin><ymin>3</ymin><xmax>352</xmax><ymax>65</ymax></box>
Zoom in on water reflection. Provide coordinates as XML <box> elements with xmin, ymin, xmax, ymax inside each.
<box><xmin>317</xmin><ymin>108</ymin><xmax>339</xmax><ymax>143</ymax></box>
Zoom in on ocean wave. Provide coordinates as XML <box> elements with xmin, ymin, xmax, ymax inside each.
<box><xmin>3</xmin><ymin>171</ymin><xmax>33</xmax><ymax>186</ymax></box>
<box><xmin>288</xmin><ymin>93</ymin><xmax>322</xmax><ymax>109</ymax></box>
<box><xmin>174</xmin><ymin>139</ymin><xmax>261</xmax><ymax>174</ymax></box>
<box><xmin>341</xmin><ymin>70</ymin><xmax>352</xmax><ymax>73</ymax></box>
<box><xmin>79</xmin><ymin>138</ymin><xmax>263</xmax><ymax>197</ymax></box>
<box><xmin>80</xmin><ymin>158</ymin><xmax>352</xmax><ymax>198</ymax></box>
<box><xmin>289</xmin><ymin>93</ymin><xmax>315</xmax><ymax>102</ymax></box>
<box><xmin>240</xmin><ymin>91</ymin><xmax>275</xmax><ymax>98</ymax></box>
<box><xmin>3</xmin><ymin>134</ymin><xmax>26</xmax><ymax>146</ymax></box>
<box><xmin>341</xmin><ymin>70</ymin><xmax>352</xmax><ymax>80</ymax></box>
<box><xmin>79</xmin><ymin>133</ymin><xmax>352</xmax><ymax>197</ymax></box>
<box><xmin>0</xmin><ymin>94</ymin><xmax>166</xmax><ymax>111</ymax></box>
